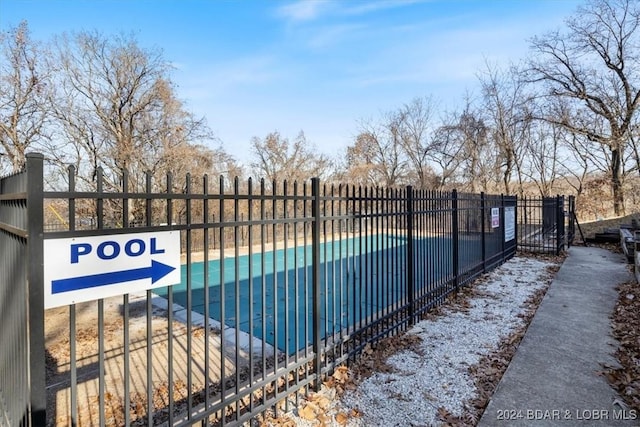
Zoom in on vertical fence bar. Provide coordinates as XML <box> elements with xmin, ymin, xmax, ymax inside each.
<box><xmin>405</xmin><ymin>186</ymin><xmax>415</xmax><ymax>325</ymax></box>
<box><xmin>96</xmin><ymin>168</ymin><xmax>106</xmax><ymax>427</ymax></box>
<box><xmin>321</xmin><ymin>183</ymin><xmax>328</xmax><ymax>359</ymax></box>
<box><xmin>500</xmin><ymin>194</ymin><xmax>506</xmax><ymax>262</ymax></box>
<box><xmin>247</xmin><ymin>178</ymin><xmax>255</xmax><ymax>413</ymax></box>
<box><xmin>357</xmin><ymin>186</ymin><xmax>363</xmax><ymax>338</ymax></box>
<box><xmin>302</xmin><ymin>182</ymin><xmax>313</xmax><ymax>364</ymax></box>
<box><xmin>311</xmin><ymin>177</ymin><xmax>322</xmax><ymax>391</ymax></box>
<box><xmin>557</xmin><ymin>195</ymin><xmax>564</xmax><ymax>255</ymax></box>
<box><xmin>247</xmin><ymin>178</ymin><xmax>254</xmax><ymax>413</ymax></box>
<box><xmin>219</xmin><ymin>176</ymin><xmax>227</xmax><ymax>426</ymax></box>
<box><xmin>451</xmin><ymin>190</ymin><xmax>459</xmax><ymax>293</ymax></box>
<box><xmin>166</xmin><ymin>172</ymin><xmax>175</xmax><ymax>425</ymax></box>
<box><xmin>67</xmin><ymin>165</ymin><xmax>78</xmax><ymax>427</ymax></box>
<box><xmin>373</xmin><ymin>187</ymin><xmax>378</xmax><ymax>332</ymax></box>
<box><xmin>348</xmin><ymin>187</ymin><xmax>353</xmax><ymax>343</ymax></box>
<box><xmin>122</xmin><ymin>170</ymin><xmax>131</xmax><ymax>427</ymax></box>
<box><xmin>568</xmin><ymin>195</ymin><xmax>575</xmax><ymax>247</ymax></box>
<box><xmin>26</xmin><ymin>153</ymin><xmax>46</xmax><ymax>426</ymax></box>
<box><xmin>514</xmin><ymin>197</ymin><xmax>519</xmax><ymax>254</ymax></box>
<box><xmin>185</xmin><ymin>174</ymin><xmax>193</xmax><ymax>418</ymax></box>
<box><xmin>233</xmin><ymin>177</ymin><xmax>241</xmax><ymax>421</ymax></box>
<box><xmin>480</xmin><ymin>192</ymin><xmax>486</xmax><ymax>272</ymax></box>
<box><xmin>336</xmin><ymin>185</ymin><xmax>343</xmax><ymax>360</ymax></box>
<box><xmin>282</xmin><ymin>180</ymin><xmax>290</xmax><ymax>407</ymax></box>
<box><xmin>144</xmin><ymin>172</ymin><xmax>153</xmax><ymax>427</ymax></box>
<box><xmin>203</xmin><ymin>174</ymin><xmax>211</xmax><ymax>413</ymax></box>
<box><xmin>363</xmin><ymin>186</ymin><xmax>369</xmax><ymax>338</ymax></box>
<box><xmin>271</xmin><ymin>179</ymin><xmax>278</xmax><ymax>391</ymax></box>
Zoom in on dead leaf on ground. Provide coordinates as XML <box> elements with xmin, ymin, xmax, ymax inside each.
<box><xmin>335</xmin><ymin>412</ymin><xmax>349</xmax><ymax>425</ymax></box>
<box><xmin>298</xmin><ymin>404</ymin><xmax>317</xmax><ymax>421</ymax></box>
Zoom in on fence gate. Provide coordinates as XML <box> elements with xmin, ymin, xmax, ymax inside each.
<box><xmin>517</xmin><ymin>195</ymin><xmax>575</xmax><ymax>255</ymax></box>
<box><xmin>0</xmin><ymin>154</ymin><xmax>46</xmax><ymax>426</ymax></box>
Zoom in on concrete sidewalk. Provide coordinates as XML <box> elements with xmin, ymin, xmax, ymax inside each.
<box><xmin>478</xmin><ymin>246</ymin><xmax>638</xmax><ymax>427</ymax></box>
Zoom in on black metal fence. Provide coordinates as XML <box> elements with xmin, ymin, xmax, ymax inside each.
<box><xmin>0</xmin><ymin>154</ymin><xmax>46</xmax><ymax>426</ymax></box>
<box><xmin>1</xmin><ymin>154</ymin><xmax>536</xmax><ymax>426</ymax></box>
<box><xmin>517</xmin><ymin>195</ymin><xmax>575</xmax><ymax>255</ymax></box>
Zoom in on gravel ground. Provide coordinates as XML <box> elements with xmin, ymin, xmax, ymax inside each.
<box><xmin>279</xmin><ymin>255</ymin><xmax>558</xmax><ymax>427</ymax></box>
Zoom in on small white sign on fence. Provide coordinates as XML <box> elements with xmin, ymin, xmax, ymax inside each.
<box><xmin>43</xmin><ymin>231</ymin><xmax>180</xmax><ymax>309</ymax></box>
<box><xmin>491</xmin><ymin>207</ymin><xmax>500</xmax><ymax>228</ymax></box>
<box><xmin>504</xmin><ymin>206</ymin><xmax>515</xmax><ymax>242</ymax></box>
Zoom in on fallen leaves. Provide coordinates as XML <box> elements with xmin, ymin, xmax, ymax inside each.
<box><xmin>603</xmin><ymin>278</ymin><xmax>640</xmax><ymax>412</ymax></box>
<box><xmin>444</xmin><ymin>266</ymin><xmax>555</xmax><ymax>425</ymax></box>
<box><xmin>288</xmin><ymin>367</ymin><xmax>362</xmax><ymax>426</ymax></box>
<box><xmin>298</xmin><ymin>403</ymin><xmax>318</xmax><ymax>421</ymax></box>
<box><xmin>335</xmin><ymin>412</ymin><xmax>348</xmax><ymax>425</ymax></box>
<box><xmin>350</xmin><ymin>334</ymin><xmax>423</xmax><ymax>380</ymax></box>
<box><xmin>270</xmin><ymin>254</ymin><xmax>561</xmax><ymax>426</ymax></box>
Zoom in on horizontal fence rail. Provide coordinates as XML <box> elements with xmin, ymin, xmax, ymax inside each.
<box><xmin>2</xmin><ymin>154</ymin><xmax>574</xmax><ymax>426</ymax></box>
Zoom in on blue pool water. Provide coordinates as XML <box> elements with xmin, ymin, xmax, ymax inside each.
<box><xmin>155</xmin><ymin>235</ymin><xmax>478</xmax><ymax>353</ymax></box>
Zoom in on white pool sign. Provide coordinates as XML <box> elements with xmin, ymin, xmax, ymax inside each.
<box><xmin>44</xmin><ymin>231</ymin><xmax>180</xmax><ymax>309</ymax></box>
<box><xmin>504</xmin><ymin>206</ymin><xmax>516</xmax><ymax>242</ymax></box>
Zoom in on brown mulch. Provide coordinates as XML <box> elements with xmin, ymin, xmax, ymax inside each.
<box><xmin>603</xmin><ymin>275</ymin><xmax>640</xmax><ymax>413</ymax></box>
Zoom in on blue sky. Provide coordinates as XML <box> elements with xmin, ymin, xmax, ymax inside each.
<box><xmin>1</xmin><ymin>0</ymin><xmax>584</xmax><ymax>165</ymax></box>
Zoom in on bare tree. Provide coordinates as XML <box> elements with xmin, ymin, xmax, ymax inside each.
<box><xmin>445</xmin><ymin>97</ymin><xmax>494</xmax><ymax>193</ymax></box>
<box><xmin>526</xmin><ymin>0</ymin><xmax>640</xmax><ymax>215</ymax></box>
<box><xmin>479</xmin><ymin>62</ymin><xmax>531</xmax><ymax>195</ymax></box>
<box><xmin>397</xmin><ymin>96</ymin><xmax>438</xmax><ymax>189</ymax></box>
<box><xmin>250</xmin><ymin>130</ymin><xmax>331</xmax><ymax>184</ymax></box>
<box><xmin>559</xmin><ymin>131</ymin><xmax>600</xmax><ymax>197</ymax></box>
<box><xmin>430</xmin><ymin>112</ymin><xmax>466</xmax><ymax>190</ymax></box>
<box><xmin>50</xmin><ymin>31</ymin><xmax>213</xmax><ymax>191</ymax></box>
<box><xmin>345</xmin><ymin>114</ymin><xmax>409</xmax><ymax>187</ymax></box>
<box><xmin>0</xmin><ymin>21</ymin><xmax>51</xmax><ymax>172</ymax></box>
<box><xmin>521</xmin><ymin>119</ymin><xmax>562</xmax><ymax>197</ymax></box>
<box><xmin>341</xmin><ymin>136</ymin><xmax>379</xmax><ymax>186</ymax></box>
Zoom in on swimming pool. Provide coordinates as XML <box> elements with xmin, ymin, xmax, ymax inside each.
<box><xmin>155</xmin><ymin>234</ymin><xmax>481</xmax><ymax>353</ymax></box>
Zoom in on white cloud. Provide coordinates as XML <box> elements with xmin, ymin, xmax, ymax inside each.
<box><xmin>306</xmin><ymin>23</ymin><xmax>366</xmax><ymax>49</ymax></box>
<box><xmin>276</xmin><ymin>1</ymin><xmax>330</xmax><ymax>23</ymax></box>
<box><xmin>342</xmin><ymin>0</ymin><xmax>428</xmax><ymax>16</ymax></box>
<box><xmin>275</xmin><ymin>0</ymin><xmax>427</xmax><ymax>25</ymax></box>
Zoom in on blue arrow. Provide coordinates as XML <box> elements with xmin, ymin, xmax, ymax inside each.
<box><xmin>52</xmin><ymin>260</ymin><xmax>176</xmax><ymax>294</ymax></box>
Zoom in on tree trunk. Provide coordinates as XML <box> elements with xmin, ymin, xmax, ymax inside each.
<box><xmin>503</xmin><ymin>162</ymin><xmax>511</xmax><ymax>195</ymax></box>
<box><xmin>611</xmin><ymin>147</ymin><xmax>625</xmax><ymax>216</ymax></box>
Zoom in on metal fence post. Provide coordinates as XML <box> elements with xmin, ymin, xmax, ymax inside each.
<box><xmin>406</xmin><ymin>186</ymin><xmax>415</xmax><ymax>325</ymax></box>
<box><xmin>557</xmin><ymin>195</ymin><xmax>565</xmax><ymax>255</ymax></box>
<box><xmin>480</xmin><ymin>192</ymin><xmax>486</xmax><ymax>272</ymax></box>
<box><xmin>568</xmin><ymin>196</ymin><xmax>575</xmax><ymax>247</ymax></box>
<box><xmin>501</xmin><ymin>194</ymin><xmax>505</xmax><ymax>262</ymax></box>
<box><xmin>311</xmin><ymin>177</ymin><xmax>322</xmax><ymax>391</ymax></box>
<box><xmin>451</xmin><ymin>190</ymin><xmax>459</xmax><ymax>292</ymax></box>
<box><xmin>26</xmin><ymin>153</ymin><xmax>46</xmax><ymax>426</ymax></box>
<box><xmin>514</xmin><ymin>196</ymin><xmax>519</xmax><ymax>254</ymax></box>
